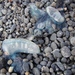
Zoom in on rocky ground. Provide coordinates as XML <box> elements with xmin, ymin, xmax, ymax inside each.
<box><xmin>0</xmin><ymin>0</ymin><xmax>75</xmax><ymax>75</ymax></box>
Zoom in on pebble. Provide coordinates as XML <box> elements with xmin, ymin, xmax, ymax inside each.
<box><xmin>0</xmin><ymin>28</ymin><xmax>3</xmax><ymax>32</ymax></box>
<box><xmin>10</xmin><ymin>24</ymin><xmax>16</xmax><ymax>33</ymax></box>
<box><xmin>40</xmin><ymin>61</ymin><xmax>47</xmax><ymax>66</ymax></box>
<box><xmin>41</xmin><ymin>66</ymin><xmax>49</xmax><ymax>72</ymax></box>
<box><xmin>22</xmin><ymin>62</ymin><xmax>29</xmax><ymax>72</ymax></box>
<box><xmin>51</xmin><ymin>42</ymin><xmax>57</xmax><ymax>50</ymax></box>
<box><xmin>61</xmin><ymin>46</ymin><xmax>71</xmax><ymax>58</ymax></box>
<box><xmin>70</xmin><ymin>37</ymin><xmax>75</xmax><ymax>46</ymax></box>
<box><xmin>8</xmin><ymin>66</ymin><xmax>14</xmax><ymax>73</ymax></box>
<box><xmin>64</xmin><ymin>70</ymin><xmax>72</xmax><ymax>75</ymax></box>
<box><xmin>7</xmin><ymin>59</ymin><xmax>13</xmax><ymax>65</ymax></box>
<box><xmin>33</xmin><ymin>68</ymin><xmax>40</xmax><ymax>75</ymax></box>
<box><xmin>44</xmin><ymin>47</ymin><xmax>52</xmax><ymax>53</ymax></box>
<box><xmin>57</xmin><ymin>31</ymin><xmax>63</xmax><ymax>37</ymax></box>
<box><xmin>50</xmin><ymin>33</ymin><xmax>56</xmax><ymax>41</ymax></box>
<box><xmin>1</xmin><ymin>9</ymin><xmax>7</xmax><ymax>15</ymax></box>
<box><xmin>71</xmin><ymin>49</ymin><xmax>75</xmax><ymax>56</ymax></box>
<box><xmin>0</xmin><ymin>68</ymin><xmax>6</xmax><ymax>74</ymax></box>
<box><xmin>0</xmin><ymin>50</ymin><xmax>3</xmax><ymax>56</ymax></box>
<box><xmin>67</xmin><ymin>20</ymin><xmax>73</xmax><ymax>25</ymax></box>
<box><xmin>0</xmin><ymin>20</ymin><xmax>2</xmax><ymax>25</ymax></box>
<box><xmin>61</xmin><ymin>57</ymin><xmax>67</xmax><ymax>63</ymax></box>
<box><xmin>55</xmin><ymin>62</ymin><xmax>64</xmax><ymax>71</ymax></box>
<box><xmin>11</xmin><ymin>73</ymin><xmax>17</xmax><ymax>75</ymax></box>
<box><xmin>52</xmin><ymin>49</ymin><xmax>62</xmax><ymax>58</ymax></box>
<box><xmin>25</xmin><ymin>71</ymin><xmax>29</xmax><ymax>75</ymax></box>
<box><xmin>45</xmin><ymin>37</ymin><xmax>49</xmax><ymax>45</ymax></box>
<box><xmin>34</xmin><ymin>58</ymin><xmax>41</xmax><ymax>64</ymax></box>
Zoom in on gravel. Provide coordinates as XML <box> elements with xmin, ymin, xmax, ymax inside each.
<box><xmin>61</xmin><ymin>46</ymin><xmax>71</xmax><ymax>58</ymax></box>
<box><xmin>0</xmin><ymin>0</ymin><xmax>75</xmax><ymax>75</ymax></box>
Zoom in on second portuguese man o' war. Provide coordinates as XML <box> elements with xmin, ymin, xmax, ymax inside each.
<box><xmin>29</xmin><ymin>3</ymin><xmax>65</xmax><ymax>37</ymax></box>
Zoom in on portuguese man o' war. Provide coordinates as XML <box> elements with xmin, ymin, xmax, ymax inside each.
<box><xmin>29</xmin><ymin>3</ymin><xmax>65</xmax><ymax>37</ymax></box>
<box><xmin>2</xmin><ymin>39</ymin><xmax>40</xmax><ymax>55</ymax></box>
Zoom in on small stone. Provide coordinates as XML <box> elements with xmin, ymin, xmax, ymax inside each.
<box><xmin>41</xmin><ymin>66</ymin><xmax>49</xmax><ymax>72</ymax></box>
<box><xmin>7</xmin><ymin>59</ymin><xmax>13</xmax><ymax>65</ymax></box>
<box><xmin>33</xmin><ymin>68</ymin><xmax>40</xmax><ymax>75</ymax></box>
<box><xmin>70</xmin><ymin>37</ymin><xmax>75</xmax><ymax>46</ymax></box>
<box><xmin>25</xmin><ymin>72</ymin><xmax>29</xmax><ymax>75</ymax></box>
<box><xmin>24</xmin><ymin>18</ymin><xmax>29</xmax><ymax>24</ymax></box>
<box><xmin>1</xmin><ymin>9</ymin><xmax>7</xmax><ymax>15</ymax></box>
<box><xmin>10</xmin><ymin>24</ymin><xmax>16</xmax><ymax>33</ymax></box>
<box><xmin>50</xmin><ymin>33</ymin><xmax>56</xmax><ymax>41</ymax></box>
<box><xmin>0</xmin><ymin>20</ymin><xmax>2</xmax><ymax>25</ymax></box>
<box><xmin>64</xmin><ymin>70</ymin><xmax>72</xmax><ymax>75</ymax></box>
<box><xmin>44</xmin><ymin>47</ymin><xmax>52</xmax><ymax>53</ymax></box>
<box><xmin>1</xmin><ymin>68</ymin><xmax>6</xmax><ymax>73</ymax></box>
<box><xmin>52</xmin><ymin>49</ymin><xmax>62</xmax><ymax>58</ymax></box>
<box><xmin>57</xmin><ymin>31</ymin><xmax>63</xmax><ymax>37</ymax></box>
<box><xmin>0</xmin><ymin>28</ymin><xmax>3</xmax><ymax>32</ymax></box>
<box><xmin>22</xmin><ymin>62</ymin><xmax>29</xmax><ymax>72</ymax></box>
<box><xmin>40</xmin><ymin>61</ymin><xmax>47</xmax><ymax>66</ymax></box>
<box><xmin>61</xmin><ymin>46</ymin><xmax>71</xmax><ymax>58</ymax></box>
<box><xmin>55</xmin><ymin>62</ymin><xmax>64</xmax><ymax>71</ymax></box>
<box><xmin>71</xmin><ymin>49</ymin><xmax>75</xmax><ymax>56</ymax></box>
<box><xmin>45</xmin><ymin>37</ymin><xmax>49</xmax><ymax>45</ymax></box>
<box><xmin>25</xmin><ymin>7</ymin><xmax>29</xmax><ymax>16</ymax></box>
<box><xmin>61</xmin><ymin>57</ymin><xmax>67</xmax><ymax>63</ymax></box>
<box><xmin>34</xmin><ymin>58</ymin><xmax>41</xmax><ymax>64</ymax></box>
<box><xmin>67</xmin><ymin>20</ymin><xmax>73</xmax><ymax>25</ymax></box>
<box><xmin>0</xmin><ymin>50</ymin><xmax>3</xmax><ymax>56</ymax></box>
<box><xmin>51</xmin><ymin>42</ymin><xmax>57</xmax><ymax>50</ymax></box>
<box><xmin>50</xmin><ymin>68</ymin><xmax>54</xmax><ymax>73</ymax></box>
<box><xmin>11</xmin><ymin>73</ymin><xmax>17</xmax><ymax>75</ymax></box>
<box><xmin>68</xmin><ymin>26</ymin><xmax>73</xmax><ymax>31</ymax></box>
<box><xmin>8</xmin><ymin>66</ymin><xmax>14</xmax><ymax>73</ymax></box>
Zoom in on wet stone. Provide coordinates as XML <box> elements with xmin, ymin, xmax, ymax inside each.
<box><xmin>64</xmin><ymin>70</ymin><xmax>72</xmax><ymax>75</ymax></box>
<box><xmin>33</xmin><ymin>68</ymin><xmax>40</xmax><ymax>75</ymax></box>
<box><xmin>44</xmin><ymin>47</ymin><xmax>52</xmax><ymax>53</ymax></box>
<box><xmin>52</xmin><ymin>49</ymin><xmax>62</xmax><ymax>58</ymax></box>
<box><xmin>50</xmin><ymin>33</ymin><xmax>56</xmax><ymax>41</ymax></box>
<box><xmin>71</xmin><ymin>49</ymin><xmax>75</xmax><ymax>56</ymax></box>
<box><xmin>55</xmin><ymin>62</ymin><xmax>64</xmax><ymax>71</ymax></box>
<box><xmin>70</xmin><ymin>37</ymin><xmax>75</xmax><ymax>46</ymax></box>
<box><xmin>40</xmin><ymin>61</ymin><xmax>47</xmax><ymax>66</ymax></box>
<box><xmin>61</xmin><ymin>46</ymin><xmax>71</xmax><ymax>58</ymax></box>
<box><xmin>10</xmin><ymin>24</ymin><xmax>16</xmax><ymax>33</ymax></box>
<box><xmin>22</xmin><ymin>61</ymin><xmax>29</xmax><ymax>72</ymax></box>
<box><xmin>51</xmin><ymin>42</ymin><xmax>57</xmax><ymax>50</ymax></box>
<box><xmin>57</xmin><ymin>31</ymin><xmax>63</xmax><ymax>37</ymax></box>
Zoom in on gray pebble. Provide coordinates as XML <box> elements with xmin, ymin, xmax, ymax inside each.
<box><xmin>67</xmin><ymin>20</ymin><xmax>73</xmax><ymax>25</ymax></box>
<box><xmin>41</xmin><ymin>66</ymin><xmax>49</xmax><ymax>72</ymax></box>
<box><xmin>22</xmin><ymin>61</ymin><xmax>29</xmax><ymax>72</ymax></box>
<box><xmin>57</xmin><ymin>31</ymin><xmax>63</xmax><ymax>37</ymax></box>
<box><xmin>51</xmin><ymin>42</ymin><xmax>57</xmax><ymax>50</ymax></box>
<box><xmin>40</xmin><ymin>61</ymin><xmax>47</xmax><ymax>66</ymax></box>
<box><xmin>11</xmin><ymin>73</ymin><xmax>17</xmax><ymax>75</ymax></box>
<box><xmin>70</xmin><ymin>37</ymin><xmax>75</xmax><ymax>46</ymax></box>
<box><xmin>44</xmin><ymin>47</ymin><xmax>52</xmax><ymax>53</ymax></box>
<box><xmin>45</xmin><ymin>37</ymin><xmax>49</xmax><ymax>45</ymax></box>
<box><xmin>71</xmin><ymin>49</ymin><xmax>75</xmax><ymax>56</ymax></box>
<box><xmin>61</xmin><ymin>57</ymin><xmax>67</xmax><ymax>63</ymax></box>
<box><xmin>24</xmin><ymin>18</ymin><xmax>29</xmax><ymax>24</ymax></box>
<box><xmin>34</xmin><ymin>58</ymin><xmax>41</xmax><ymax>64</ymax></box>
<box><xmin>64</xmin><ymin>70</ymin><xmax>72</xmax><ymax>75</ymax></box>
<box><xmin>0</xmin><ymin>20</ymin><xmax>2</xmax><ymax>25</ymax></box>
<box><xmin>50</xmin><ymin>33</ymin><xmax>56</xmax><ymax>41</ymax></box>
<box><xmin>61</xmin><ymin>46</ymin><xmax>71</xmax><ymax>58</ymax></box>
<box><xmin>1</xmin><ymin>9</ymin><xmax>7</xmax><ymax>15</ymax></box>
<box><xmin>10</xmin><ymin>24</ymin><xmax>16</xmax><ymax>33</ymax></box>
<box><xmin>55</xmin><ymin>62</ymin><xmax>64</xmax><ymax>71</ymax></box>
<box><xmin>33</xmin><ymin>68</ymin><xmax>40</xmax><ymax>75</ymax></box>
<box><xmin>52</xmin><ymin>49</ymin><xmax>62</xmax><ymax>58</ymax></box>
